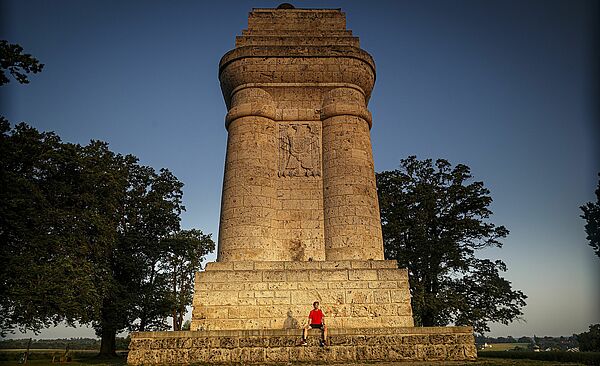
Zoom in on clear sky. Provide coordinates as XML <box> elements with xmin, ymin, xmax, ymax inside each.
<box><xmin>1</xmin><ymin>0</ymin><xmax>598</xmax><ymax>338</ymax></box>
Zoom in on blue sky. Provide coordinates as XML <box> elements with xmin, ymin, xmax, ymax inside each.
<box><xmin>1</xmin><ymin>0</ymin><xmax>598</xmax><ymax>338</ymax></box>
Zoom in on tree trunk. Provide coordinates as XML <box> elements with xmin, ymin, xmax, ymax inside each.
<box><xmin>172</xmin><ymin>267</ymin><xmax>179</xmax><ymax>330</ymax></box>
<box><xmin>172</xmin><ymin>308</ymin><xmax>179</xmax><ymax>331</ymax></box>
<box><xmin>421</xmin><ymin>309</ymin><xmax>435</xmax><ymax>327</ymax></box>
<box><xmin>98</xmin><ymin>327</ymin><xmax>117</xmax><ymax>357</ymax></box>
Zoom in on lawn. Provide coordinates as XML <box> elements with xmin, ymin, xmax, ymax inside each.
<box><xmin>0</xmin><ymin>352</ymin><xmax>583</xmax><ymax>366</ymax></box>
<box><xmin>479</xmin><ymin>343</ymin><xmax>530</xmax><ymax>352</ymax></box>
<box><xmin>0</xmin><ymin>350</ymin><xmax>126</xmax><ymax>366</ymax></box>
<box><xmin>0</xmin><ymin>350</ymin><xmax>594</xmax><ymax>366</ymax></box>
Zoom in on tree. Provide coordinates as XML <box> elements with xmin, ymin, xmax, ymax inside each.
<box><xmin>0</xmin><ymin>42</ymin><xmax>215</xmax><ymax>355</ymax></box>
<box><xmin>1</xmin><ymin>45</ymin><xmax>112</xmax><ymax>336</ymax></box>
<box><xmin>94</xmin><ymin>162</ymin><xmax>187</xmax><ymax>357</ymax></box>
<box><xmin>580</xmin><ymin>173</ymin><xmax>600</xmax><ymax>258</ymax></box>
<box><xmin>0</xmin><ymin>122</ymin><xmax>215</xmax><ymax>354</ymax></box>
<box><xmin>0</xmin><ymin>40</ymin><xmax>44</xmax><ymax>86</ymax></box>
<box><xmin>0</xmin><ymin>121</ymin><xmax>122</xmax><ymax>336</ymax></box>
<box><xmin>577</xmin><ymin>324</ymin><xmax>600</xmax><ymax>352</ymax></box>
<box><xmin>161</xmin><ymin>229</ymin><xmax>214</xmax><ymax>331</ymax></box>
<box><xmin>376</xmin><ymin>156</ymin><xmax>526</xmax><ymax>334</ymax></box>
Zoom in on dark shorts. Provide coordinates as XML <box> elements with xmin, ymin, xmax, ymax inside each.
<box><xmin>310</xmin><ymin>324</ymin><xmax>323</xmax><ymax>329</ymax></box>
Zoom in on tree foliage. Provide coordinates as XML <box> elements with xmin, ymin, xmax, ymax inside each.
<box><xmin>376</xmin><ymin>156</ymin><xmax>526</xmax><ymax>334</ymax></box>
<box><xmin>0</xmin><ymin>40</ymin><xmax>44</xmax><ymax>86</ymax></box>
<box><xmin>577</xmin><ymin>324</ymin><xmax>600</xmax><ymax>352</ymax></box>
<box><xmin>0</xmin><ymin>122</ymin><xmax>214</xmax><ymax>353</ymax></box>
<box><xmin>161</xmin><ymin>229</ymin><xmax>214</xmax><ymax>331</ymax></box>
<box><xmin>0</xmin><ymin>120</ymin><xmax>121</xmax><ymax>335</ymax></box>
<box><xmin>580</xmin><ymin>173</ymin><xmax>600</xmax><ymax>258</ymax></box>
<box><xmin>0</xmin><ymin>41</ymin><xmax>215</xmax><ymax>354</ymax></box>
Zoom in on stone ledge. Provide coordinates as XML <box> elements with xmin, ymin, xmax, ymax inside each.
<box><xmin>219</xmin><ymin>45</ymin><xmax>375</xmax><ymax>73</ymax></box>
<box><xmin>205</xmin><ymin>260</ymin><xmax>397</xmax><ymax>271</ymax></box>
<box><xmin>127</xmin><ymin>327</ymin><xmax>476</xmax><ymax>365</ymax></box>
<box><xmin>132</xmin><ymin>326</ymin><xmax>472</xmax><ymax>339</ymax></box>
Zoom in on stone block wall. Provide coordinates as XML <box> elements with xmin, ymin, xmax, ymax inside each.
<box><xmin>128</xmin><ymin>327</ymin><xmax>477</xmax><ymax>365</ymax></box>
<box><xmin>191</xmin><ymin>260</ymin><xmax>413</xmax><ymax>331</ymax></box>
<box><xmin>236</xmin><ymin>8</ymin><xmax>358</xmax><ymax>47</ymax></box>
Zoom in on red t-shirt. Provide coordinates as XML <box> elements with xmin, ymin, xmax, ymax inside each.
<box><xmin>309</xmin><ymin>309</ymin><xmax>324</xmax><ymax>324</ymax></box>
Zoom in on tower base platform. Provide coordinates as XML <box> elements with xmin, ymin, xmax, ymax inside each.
<box><xmin>127</xmin><ymin>326</ymin><xmax>476</xmax><ymax>364</ymax></box>
<box><xmin>191</xmin><ymin>260</ymin><xmax>415</xmax><ymax>331</ymax></box>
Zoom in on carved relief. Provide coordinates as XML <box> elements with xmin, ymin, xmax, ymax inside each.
<box><xmin>278</xmin><ymin>123</ymin><xmax>321</xmax><ymax>177</ymax></box>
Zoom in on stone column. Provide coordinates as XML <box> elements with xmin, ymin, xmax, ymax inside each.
<box><xmin>321</xmin><ymin>87</ymin><xmax>384</xmax><ymax>261</ymax></box>
<box><xmin>217</xmin><ymin>87</ymin><xmax>283</xmax><ymax>261</ymax></box>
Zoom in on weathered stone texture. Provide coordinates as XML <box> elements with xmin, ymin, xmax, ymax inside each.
<box><xmin>129</xmin><ymin>6</ymin><xmax>477</xmax><ymax>365</ymax></box>
<box><xmin>191</xmin><ymin>260</ymin><xmax>412</xmax><ymax>331</ymax></box>
<box><xmin>127</xmin><ymin>327</ymin><xmax>477</xmax><ymax>365</ymax></box>
<box><xmin>216</xmin><ymin>6</ymin><xmax>380</xmax><ymax>263</ymax></box>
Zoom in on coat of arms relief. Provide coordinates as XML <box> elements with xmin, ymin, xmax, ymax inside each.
<box><xmin>278</xmin><ymin>123</ymin><xmax>321</xmax><ymax>177</ymax></box>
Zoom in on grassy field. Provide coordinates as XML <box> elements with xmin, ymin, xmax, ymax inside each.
<box><xmin>0</xmin><ymin>351</ymin><xmax>593</xmax><ymax>366</ymax></box>
<box><xmin>0</xmin><ymin>359</ymin><xmax>589</xmax><ymax>365</ymax></box>
<box><xmin>0</xmin><ymin>360</ymin><xmax>125</xmax><ymax>366</ymax></box>
<box><xmin>479</xmin><ymin>343</ymin><xmax>531</xmax><ymax>352</ymax></box>
<box><xmin>475</xmin><ymin>359</ymin><xmax>587</xmax><ymax>365</ymax></box>
<box><xmin>0</xmin><ymin>350</ymin><xmax>126</xmax><ymax>366</ymax></box>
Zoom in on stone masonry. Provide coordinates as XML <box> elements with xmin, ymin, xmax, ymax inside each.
<box><xmin>217</xmin><ymin>6</ymin><xmax>383</xmax><ymax>263</ymax></box>
<box><xmin>192</xmin><ymin>260</ymin><xmax>414</xmax><ymax>331</ymax></box>
<box><xmin>128</xmin><ymin>5</ymin><xmax>476</xmax><ymax>364</ymax></box>
<box><xmin>129</xmin><ymin>327</ymin><xmax>476</xmax><ymax>364</ymax></box>
<box><xmin>189</xmin><ymin>5</ymin><xmax>407</xmax><ymax>333</ymax></box>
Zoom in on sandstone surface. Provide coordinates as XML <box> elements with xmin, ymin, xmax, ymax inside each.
<box><xmin>128</xmin><ymin>5</ymin><xmax>477</xmax><ymax>365</ymax></box>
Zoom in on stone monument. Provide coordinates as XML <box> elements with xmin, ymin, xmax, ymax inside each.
<box><xmin>128</xmin><ymin>5</ymin><xmax>477</xmax><ymax>364</ymax></box>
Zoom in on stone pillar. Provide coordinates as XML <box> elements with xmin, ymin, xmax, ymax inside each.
<box><xmin>217</xmin><ymin>87</ymin><xmax>283</xmax><ymax>261</ymax></box>
<box><xmin>322</xmin><ymin>87</ymin><xmax>384</xmax><ymax>261</ymax></box>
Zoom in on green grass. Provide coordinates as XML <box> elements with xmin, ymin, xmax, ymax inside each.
<box><xmin>480</xmin><ymin>351</ymin><xmax>600</xmax><ymax>366</ymax></box>
<box><xmin>0</xmin><ymin>360</ymin><xmax>586</xmax><ymax>366</ymax></box>
<box><xmin>475</xmin><ymin>358</ymin><xmax>587</xmax><ymax>365</ymax></box>
<box><xmin>0</xmin><ymin>350</ymin><xmax>594</xmax><ymax>366</ymax></box>
<box><xmin>479</xmin><ymin>343</ymin><xmax>530</xmax><ymax>352</ymax></box>
<box><xmin>0</xmin><ymin>360</ymin><xmax>125</xmax><ymax>366</ymax></box>
<box><xmin>0</xmin><ymin>350</ymin><xmax>126</xmax><ymax>366</ymax></box>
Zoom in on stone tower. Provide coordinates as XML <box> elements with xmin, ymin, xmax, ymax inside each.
<box><xmin>127</xmin><ymin>6</ymin><xmax>477</xmax><ymax>364</ymax></box>
<box><xmin>216</xmin><ymin>6</ymin><xmax>383</xmax><ymax>263</ymax></box>
<box><xmin>190</xmin><ymin>5</ymin><xmax>413</xmax><ymax>331</ymax></box>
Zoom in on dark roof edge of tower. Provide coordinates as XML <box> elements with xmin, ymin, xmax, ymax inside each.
<box><xmin>252</xmin><ymin>7</ymin><xmax>342</xmax><ymax>12</ymax></box>
<box><xmin>276</xmin><ymin>3</ymin><xmax>295</xmax><ymax>9</ymax></box>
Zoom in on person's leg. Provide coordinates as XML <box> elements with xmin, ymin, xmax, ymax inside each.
<box><xmin>323</xmin><ymin>325</ymin><xmax>328</xmax><ymax>343</ymax></box>
<box><xmin>302</xmin><ymin>325</ymin><xmax>309</xmax><ymax>342</ymax></box>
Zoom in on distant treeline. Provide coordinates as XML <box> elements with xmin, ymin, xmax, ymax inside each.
<box><xmin>0</xmin><ymin>337</ymin><xmax>130</xmax><ymax>350</ymax></box>
<box><xmin>475</xmin><ymin>335</ymin><xmax>579</xmax><ymax>351</ymax></box>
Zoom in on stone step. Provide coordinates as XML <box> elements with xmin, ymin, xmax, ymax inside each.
<box><xmin>127</xmin><ymin>326</ymin><xmax>477</xmax><ymax>365</ymax></box>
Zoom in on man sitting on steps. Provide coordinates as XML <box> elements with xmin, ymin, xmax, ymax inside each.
<box><xmin>301</xmin><ymin>301</ymin><xmax>328</xmax><ymax>346</ymax></box>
